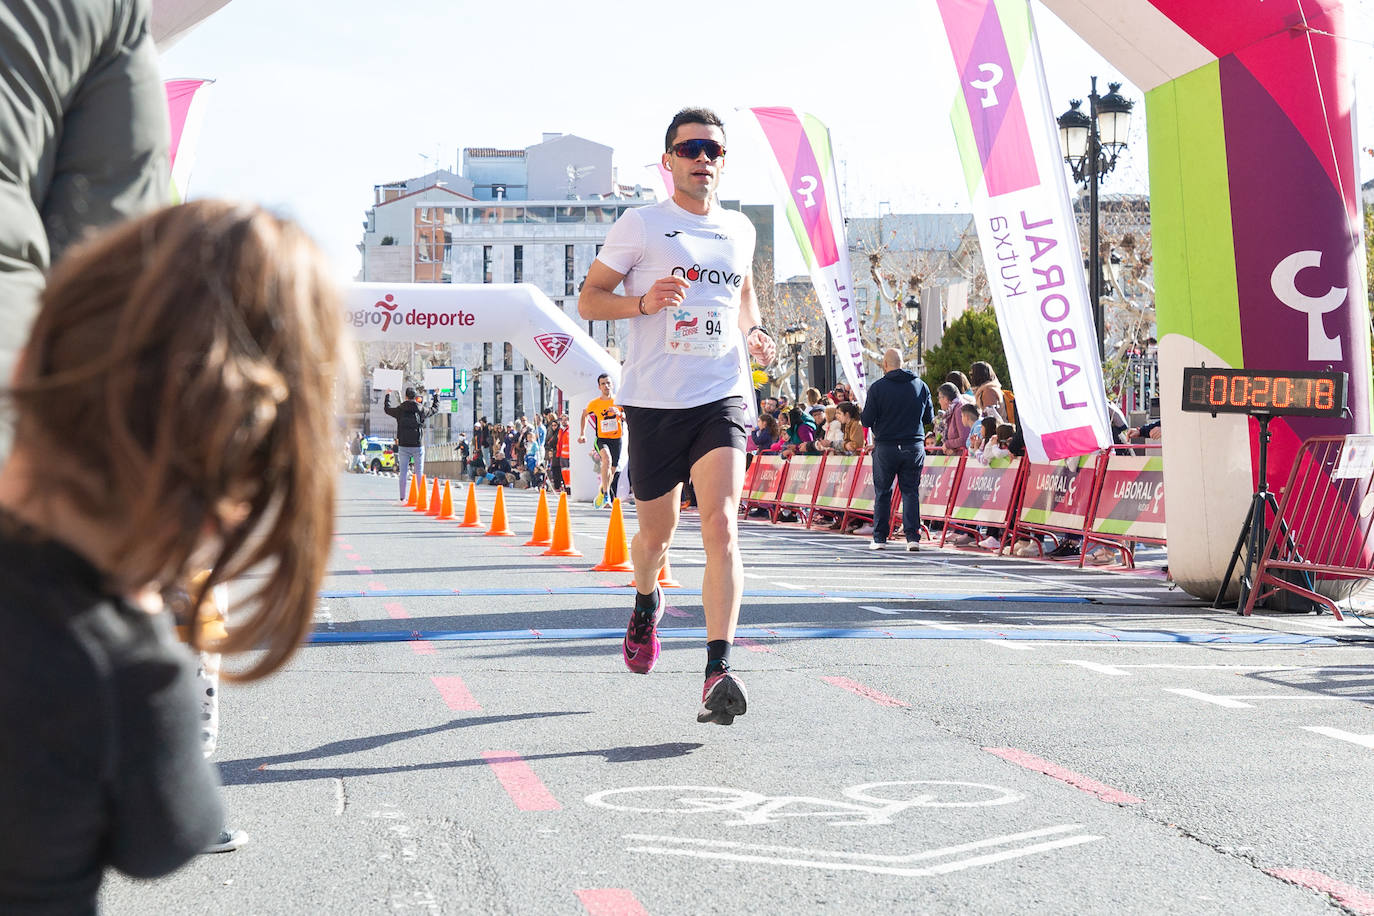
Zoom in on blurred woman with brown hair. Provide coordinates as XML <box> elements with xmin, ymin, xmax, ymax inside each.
<box><xmin>0</xmin><ymin>201</ymin><xmax>346</xmax><ymax>909</ymax></box>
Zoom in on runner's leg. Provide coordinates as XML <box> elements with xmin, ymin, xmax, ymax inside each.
<box><xmin>631</xmin><ymin>484</ymin><xmax>682</xmax><ymax>595</ymax></box>
<box><xmin>688</xmin><ymin>445</ymin><xmax>746</xmax><ymax>642</ymax></box>
<box><xmin>599</xmin><ymin>443</ymin><xmax>613</xmax><ymax>495</ymax></box>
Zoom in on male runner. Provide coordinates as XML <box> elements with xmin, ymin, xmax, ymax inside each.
<box><xmin>578</xmin><ymin>373</ymin><xmax>625</xmax><ymax>508</ymax></box>
<box><xmin>578</xmin><ymin>107</ymin><xmax>776</xmax><ymax>725</ymax></box>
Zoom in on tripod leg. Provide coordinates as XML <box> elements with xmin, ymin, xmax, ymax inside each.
<box><xmin>1215</xmin><ymin>498</ymin><xmax>1257</xmax><ymax>609</ymax></box>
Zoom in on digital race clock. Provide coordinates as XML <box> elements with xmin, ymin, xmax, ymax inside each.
<box><xmin>1180</xmin><ymin>367</ymin><xmax>1347</xmax><ymax>418</ymax></box>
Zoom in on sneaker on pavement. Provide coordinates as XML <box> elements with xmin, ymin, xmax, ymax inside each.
<box><xmin>1048</xmin><ymin>540</ymin><xmax>1081</xmax><ymax>558</ymax></box>
<box><xmin>1088</xmin><ymin>548</ymin><xmax>1116</xmax><ymax>565</ymax></box>
<box><xmin>594</xmin><ymin>489</ymin><xmax>606</xmax><ymax>508</ymax></box>
<box><xmin>868</xmin><ymin>540</ymin><xmax>886</xmax><ymax>550</ymax></box>
<box><xmin>697</xmin><ymin>669</ymin><xmax>748</xmax><ymax>725</ymax></box>
<box><xmin>978</xmin><ymin>536</ymin><xmax>1001</xmax><ymax>551</ymax></box>
<box><xmin>906</xmin><ymin>541</ymin><xmax>921</xmax><ymax>552</ymax></box>
<box><xmin>622</xmin><ymin>585</ymin><xmax>665</xmax><ymax>674</ymax></box>
<box><xmin>203</xmin><ymin>827</ymin><xmax>249</xmax><ymax>854</ymax></box>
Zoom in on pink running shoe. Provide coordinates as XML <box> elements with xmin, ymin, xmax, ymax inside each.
<box><xmin>622</xmin><ymin>585</ymin><xmax>665</xmax><ymax>674</ymax></box>
<box><xmin>697</xmin><ymin>669</ymin><xmax>748</xmax><ymax>725</ymax></box>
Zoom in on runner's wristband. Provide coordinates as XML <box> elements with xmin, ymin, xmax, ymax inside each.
<box><xmin>747</xmin><ymin>326</ymin><xmax>770</xmax><ymax>338</ymax></box>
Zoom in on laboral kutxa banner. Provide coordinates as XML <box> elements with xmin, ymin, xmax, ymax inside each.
<box><xmin>747</xmin><ymin>107</ymin><xmax>866</xmax><ymax>406</ymax></box>
<box><xmin>934</xmin><ymin>0</ymin><xmax>1113</xmax><ymax>462</ymax></box>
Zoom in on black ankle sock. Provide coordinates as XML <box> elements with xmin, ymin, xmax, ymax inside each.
<box><xmin>705</xmin><ymin>640</ymin><xmax>732</xmax><ymax>676</ymax></box>
<box><xmin>634</xmin><ymin>587</ymin><xmax>659</xmax><ymax>617</ymax></box>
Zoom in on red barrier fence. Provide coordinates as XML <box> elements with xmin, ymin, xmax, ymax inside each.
<box><xmin>740</xmin><ymin>447</ymin><xmax>1168</xmax><ymax>565</ymax></box>
<box><xmin>1243</xmin><ymin>435</ymin><xmax>1374</xmax><ymax>620</ymax></box>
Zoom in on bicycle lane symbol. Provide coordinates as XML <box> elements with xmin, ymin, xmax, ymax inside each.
<box><xmin>584</xmin><ymin>781</ymin><xmax>1101</xmax><ymax>877</ymax></box>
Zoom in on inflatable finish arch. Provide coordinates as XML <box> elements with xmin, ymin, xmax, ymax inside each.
<box><xmin>347</xmin><ymin>282</ymin><xmax>620</xmax><ymax>503</ymax></box>
<box><xmin>1043</xmin><ymin>0</ymin><xmax>1369</xmax><ymax>599</ymax></box>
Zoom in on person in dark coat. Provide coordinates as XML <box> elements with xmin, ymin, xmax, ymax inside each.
<box><xmin>860</xmin><ymin>348</ymin><xmax>934</xmax><ymax>551</ymax></box>
<box><xmin>384</xmin><ymin>387</ymin><xmax>439</xmax><ymax>501</ymax></box>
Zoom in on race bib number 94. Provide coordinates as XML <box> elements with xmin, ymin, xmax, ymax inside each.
<box><xmin>665</xmin><ymin>307</ymin><xmax>726</xmax><ymax>357</ymax></box>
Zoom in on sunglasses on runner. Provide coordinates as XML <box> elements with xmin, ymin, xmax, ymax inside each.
<box><xmin>670</xmin><ymin>139</ymin><xmax>726</xmax><ymax>160</ymax></box>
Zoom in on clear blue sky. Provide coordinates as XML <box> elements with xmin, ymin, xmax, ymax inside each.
<box><xmin>159</xmin><ymin>0</ymin><xmax>1374</xmax><ymax>281</ymax></box>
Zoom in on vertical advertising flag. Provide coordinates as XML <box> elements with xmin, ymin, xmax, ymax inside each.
<box><xmin>934</xmin><ymin>0</ymin><xmax>1113</xmax><ymax>462</ymax></box>
<box><xmin>746</xmin><ymin>107</ymin><xmax>866</xmax><ymax>406</ymax></box>
<box><xmin>164</xmin><ymin>78</ymin><xmax>214</xmax><ymax>203</ymax></box>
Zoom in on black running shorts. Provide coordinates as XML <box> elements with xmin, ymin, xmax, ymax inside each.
<box><xmin>623</xmin><ymin>396</ymin><xmax>749</xmax><ymax>502</ymax></box>
<box><xmin>595</xmin><ymin>436</ymin><xmax>622</xmax><ymax>468</ymax></box>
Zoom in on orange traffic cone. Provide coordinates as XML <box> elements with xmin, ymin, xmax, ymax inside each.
<box><xmin>426</xmin><ymin>477</ymin><xmax>443</xmax><ymax>516</ymax></box>
<box><xmin>658</xmin><ymin>558</ymin><xmax>683</xmax><ymax>588</ymax></box>
<box><xmin>413</xmin><ymin>475</ymin><xmax>429</xmax><ymax>513</ymax></box>
<box><xmin>436</xmin><ymin>480</ymin><xmax>454</xmax><ymax>520</ymax></box>
<box><xmin>593</xmin><ymin>498</ymin><xmax>634</xmax><ymax>572</ymax></box>
<box><xmin>485</xmin><ymin>486</ymin><xmax>516</xmax><ymax>537</ymax></box>
<box><xmin>457</xmin><ymin>482</ymin><xmax>481</xmax><ymax>528</ymax></box>
<box><xmin>405</xmin><ymin>473</ymin><xmax>418</xmax><ymax>507</ymax></box>
<box><xmin>542</xmin><ymin>491</ymin><xmax>582</xmax><ymax>557</ymax></box>
<box><xmin>524</xmin><ymin>488</ymin><xmax>553</xmax><ymax>547</ymax></box>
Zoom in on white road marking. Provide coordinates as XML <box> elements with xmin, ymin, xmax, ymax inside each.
<box><xmin>909</xmin><ymin>619</ymin><xmax>964</xmax><ymax>631</ymax></box>
<box><xmin>334</xmin><ymin>778</ymin><xmax>346</xmax><ymax>816</ymax></box>
<box><xmin>1302</xmin><ymin>726</ymin><xmax>1374</xmax><ymax>749</ymax></box>
<box><xmin>623</xmin><ymin>825</ymin><xmax>1099</xmax><ymax>877</ymax></box>
<box><xmin>1164</xmin><ymin>688</ymin><xmax>1254</xmax><ymax>708</ymax></box>
<box><xmin>983</xmin><ymin>639</ymin><xmax>1034</xmax><ymax>651</ymax></box>
<box><xmin>1063</xmin><ymin>661</ymin><xmax>1131</xmax><ymax>676</ymax></box>
<box><xmin>860</xmin><ymin>605</ymin><xmax>902</xmax><ymax>616</ymax></box>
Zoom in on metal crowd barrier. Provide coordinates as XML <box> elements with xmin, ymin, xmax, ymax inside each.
<box><xmin>738</xmin><ymin>446</ymin><xmax>1169</xmax><ymax>568</ymax></box>
<box><xmin>1242</xmin><ymin>435</ymin><xmax>1374</xmax><ymax>621</ymax></box>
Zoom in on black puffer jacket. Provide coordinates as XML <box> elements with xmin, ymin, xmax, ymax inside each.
<box><xmin>384</xmin><ymin>393</ymin><xmax>439</xmax><ymax>447</ymax></box>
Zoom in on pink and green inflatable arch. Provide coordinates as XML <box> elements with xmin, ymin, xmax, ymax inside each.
<box><xmin>1043</xmin><ymin>0</ymin><xmax>1369</xmax><ymax>599</ymax></box>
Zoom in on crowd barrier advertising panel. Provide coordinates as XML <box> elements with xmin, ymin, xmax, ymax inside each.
<box><xmin>919</xmin><ymin>455</ymin><xmax>963</xmax><ymax>523</ymax></box>
<box><xmin>744</xmin><ymin>455</ymin><xmax>786</xmax><ymax>508</ymax></box>
<box><xmin>813</xmin><ymin>456</ymin><xmax>860</xmax><ymax>510</ymax></box>
<box><xmin>779</xmin><ymin>455</ymin><xmax>826</xmax><ymax>508</ymax></box>
<box><xmin>846</xmin><ymin>457</ymin><xmax>878</xmax><ymax>515</ymax></box>
<box><xmin>1090</xmin><ymin>455</ymin><xmax>1166</xmax><ymax>542</ymax></box>
<box><xmin>1019</xmin><ymin>456</ymin><xmax>1099</xmax><ymax>531</ymax></box>
<box><xmin>949</xmin><ymin>457</ymin><xmax>1021</xmax><ymax>525</ymax></box>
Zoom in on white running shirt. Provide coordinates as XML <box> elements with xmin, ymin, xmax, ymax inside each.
<box><xmin>595</xmin><ymin>198</ymin><xmax>756</xmax><ymax>410</ymax></box>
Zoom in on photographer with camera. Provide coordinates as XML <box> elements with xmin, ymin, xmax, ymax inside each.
<box><xmin>384</xmin><ymin>387</ymin><xmax>440</xmax><ymax>503</ymax></box>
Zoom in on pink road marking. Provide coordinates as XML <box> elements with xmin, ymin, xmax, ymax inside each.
<box><xmin>576</xmin><ymin>888</ymin><xmax>650</xmax><ymax>916</ymax></box>
<box><xmin>735</xmin><ymin>636</ymin><xmax>775</xmax><ymax>653</ymax></box>
<box><xmin>821</xmin><ymin>676</ymin><xmax>910</xmax><ymax>708</ymax></box>
<box><xmin>662</xmin><ymin>603</ymin><xmax>692</xmax><ymax>619</ymax></box>
<box><xmin>481</xmin><ymin>751</ymin><xmax>561</xmax><ymax>811</ymax></box>
<box><xmin>367</xmin><ymin>581</ymin><xmax>388</xmax><ymax>592</ymax></box>
<box><xmin>1266</xmin><ymin>869</ymin><xmax>1374</xmax><ymax>915</ymax></box>
<box><xmin>983</xmin><ymin>747</ymin><xmax>1143</xmax><ymax>805</ymax></box>
<box><xmin>411</xmin><ymin>640</ymin><xmax>436</xmax><ymax>656</ymax></box>
<box><xmin>344</xmin><ymin>553</ymin><xmax>361</xmax><ymax>562</ymax></box>
<box><xmin>530</xmin><ymin>628</ymin><xmax>543</xmax><ymax>637</ymax></box>
<box><xmin>354</xmin><ymin>566</ymin><xmax>374</xmax><ymax>576</ymax></box>
<box><xmin>385</xmin><ymin>602</ymin><xmax>409</xmax><ymax>620</ymax></box>
<box><xmin>431</xmin><ymin>676</ymin><xmax>481</xmax><ymax>711</ymax></box>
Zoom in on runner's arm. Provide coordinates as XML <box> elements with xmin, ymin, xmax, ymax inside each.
<box><xmin>579</xmin><ymin>260</ymin><xmax>690</xmax><ymax>320</ymax></box>
<box><xmin>736</xmin><ymin>271</ymin><xmax>776</xmax><ymax>365</ymax></box>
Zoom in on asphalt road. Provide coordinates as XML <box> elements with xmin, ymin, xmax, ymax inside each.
<box><xmin>101</xmin><ymin>472</ymin><xmax>1374</xmax><ymax>915</ymax></box>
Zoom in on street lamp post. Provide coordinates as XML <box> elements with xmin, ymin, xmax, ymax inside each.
<box><xmin>1056</xmin><ymin>77</ymin><xmax>1134</xmax><ymax>362</ymax></box>
<box><xmin>782</xmin><ymin>326</ymin><xmax>805</xmax><ymax>399</ymax></box>
<box><xmin>904</xmin><ymin>295</ymin><xmax>921</xmax><ymax>372</ymax></box>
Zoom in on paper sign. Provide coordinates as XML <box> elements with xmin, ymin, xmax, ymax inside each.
<box><xmin>439</xmin><ymin>399</ymin><xmax>452</xmax><ymax>413</ymax></box>
<box><xmin>1334</xmin><ymin>435</ymin><xmax>1374</xmax><ymax>480</ymax></box>
<box><xmin>372</xmin><ymin>368</ymin><xmax>404</xmax><ymax>391</ymax></box>
<box><xmin>424</xmin><ymin>366</ymin><xmax>455</xmax><ymax>394</ymax></box>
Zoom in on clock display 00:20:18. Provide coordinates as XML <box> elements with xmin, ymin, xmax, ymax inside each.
<box><xmin>1180</xmin><ymin>368</ymin><xmax>1347</xmax><ymax>418</ymax></box>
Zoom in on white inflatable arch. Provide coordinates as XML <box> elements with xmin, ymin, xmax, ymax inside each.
<box><xmin>347</xmin><ymin>282</ymin><xmax>620</xmax><ymax>502</ymax></box>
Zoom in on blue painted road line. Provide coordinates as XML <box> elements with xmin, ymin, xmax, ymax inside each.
<box><xmin>316</xmin><ymin>587</ymin><xmax>1092</xmax><ymax>603</ymax></box>
<box><xmin>306</xmin><ymin>626</ymin><xmax>1337</xmax><ymax>646</ymax></box>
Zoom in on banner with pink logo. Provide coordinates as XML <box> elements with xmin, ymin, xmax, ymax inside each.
<box><xmin>164</xmin><ymin>78</ymin><xmax>214</xmax><ymax>203</ymax></box>
<box><xmin>746</xmin><ymin>107</ymin><xmax>866</xmax><ymax>406</ymax></box>
<box><xmin>934</xmin><ymin>0</ymin><xmax>1113</xmax><ymax>462</ymax></box>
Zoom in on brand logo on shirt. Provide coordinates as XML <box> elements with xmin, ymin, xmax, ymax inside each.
<box><xmin>533</xmin><ymin>332</ymin><xmax>572</xmax><ymax>364</ymax></box>
<box><xmin>670</xmin><ymin>264</ymin><xmax>743</xmax><ymax>288</ymax></box>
